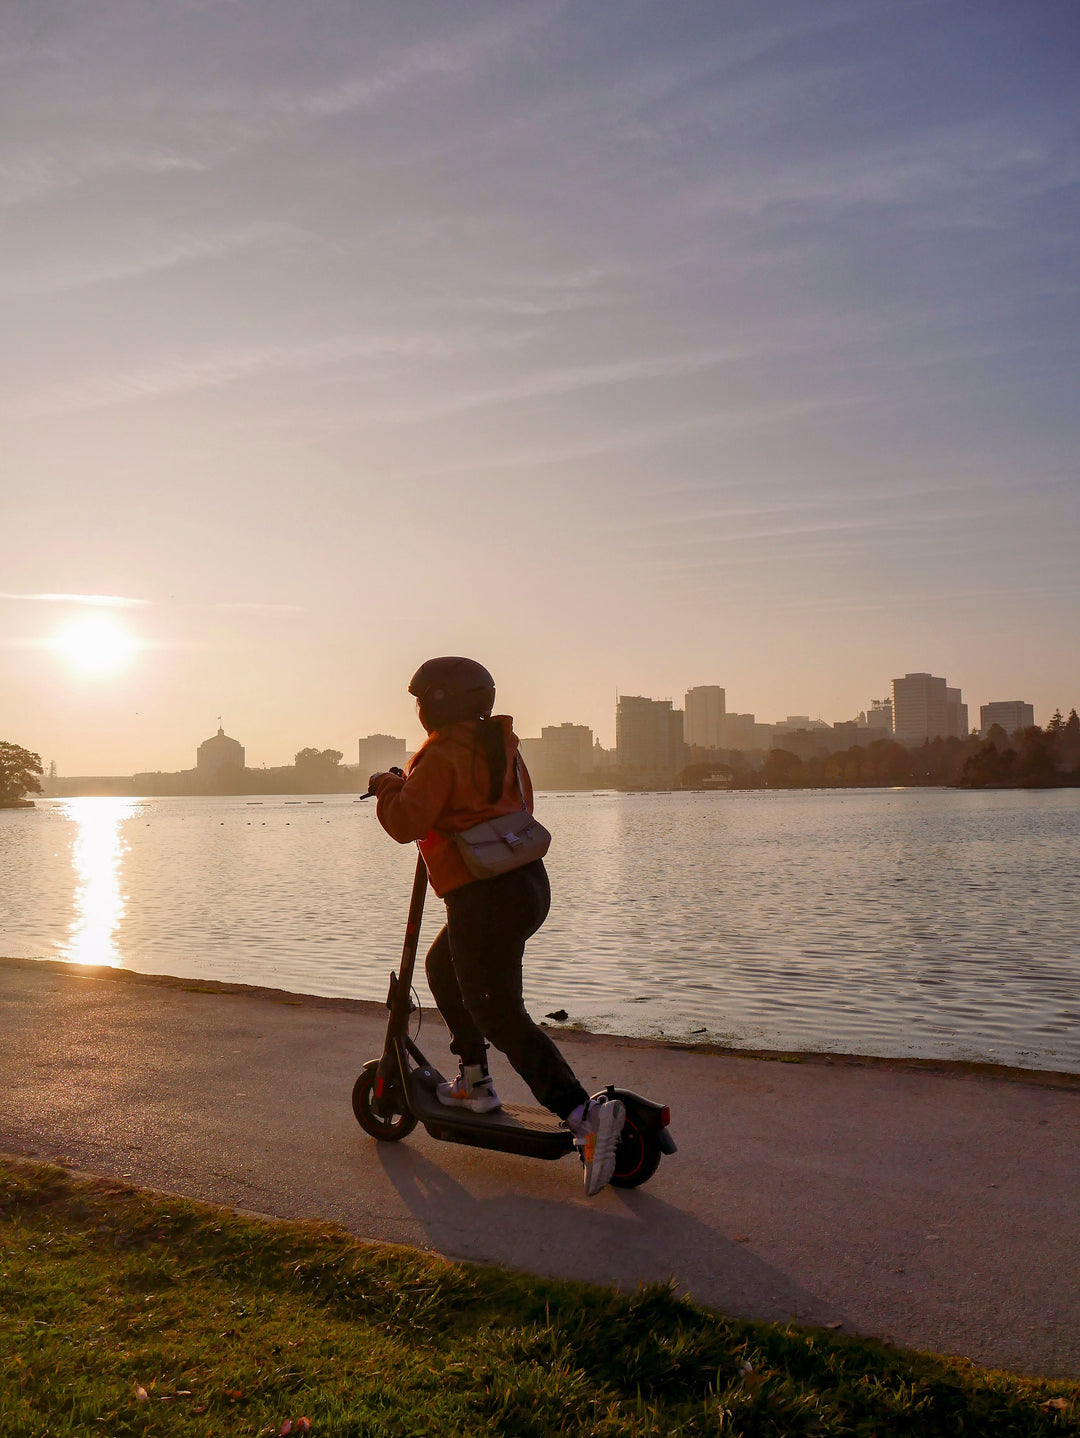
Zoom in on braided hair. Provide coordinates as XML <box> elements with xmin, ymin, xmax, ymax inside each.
<box><xmin>475</xmin><ymin>716</ymin><xmax>508</xmax><ymax>804</ymax></box>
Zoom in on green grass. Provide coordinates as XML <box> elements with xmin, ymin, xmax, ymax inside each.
<box><xmin>1</xmin><ymin>1157</ymin><xmax>1076</xmax><ymax>1437</ymax></box>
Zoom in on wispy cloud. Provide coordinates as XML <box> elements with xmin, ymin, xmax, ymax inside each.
<box><xmin>749</xmin><ymin>582</ymin><xmax>1080</xmax><ymax>616</ymax></box>
<box><xmin>16</xmin><ymin>326</ymin><xmax>528</xmax><ymax>416</ymax></box>
<box><xmin>300</xmin><ymin>7</ymin><xmax>557</xmax><ymax>120</ymax></box>
<box><xmin>0</xmin><ymin>7</ymin><xmax>559</xmax><ymax>210</ymax></box>
<box><xmin>0</xmin><ymin>592</ymin><xmax>302</xmax><ymax>615</ymax></box>
<box><xmin>1</xmin><ymin>222</ymin><xmax>303</xmax><ymax>299</ymax></box>
<box><xmin>207</xmin><ymin>602</ymin><xmax>303</xmax><ymax>614</ymax></box>
<box><xmin>686</xmin><ymin>123</ymin><xmax>1074</xmax><ymax>223</ymax></box>
<box><xmin>394</xmin><ymin>391</ymin><xmax>869</xmax><ymax>477</ymax></box>
<box><xmin>0</xmin><ymin>591</ymin><xmax>150</xmax><ymax>607</ymax></box>
<box><xmin>0</xmin><ymin>143</ymin><xmax>205</xmax><ymax>208</ymax></box>
<box><xmin>374</xmin><ymin>346</ymin><xmax>750</xmax><ymax>423</ymax></box>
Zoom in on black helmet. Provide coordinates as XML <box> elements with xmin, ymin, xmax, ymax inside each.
<box><xmin>409</xmin><ymin>656</ymin><xmax>496</xmax><ymax>729</ymax></box>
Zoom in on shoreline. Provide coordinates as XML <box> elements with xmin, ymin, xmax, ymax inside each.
<box><xmin>5</xmin><ymin>951</ymin><xmax>1077</xmax><ymax>1091</ymax></box>
<box><xmin>24</xmin><ymin>782</ymin><xmax>1080</xmax><ymax>799</ymax></box>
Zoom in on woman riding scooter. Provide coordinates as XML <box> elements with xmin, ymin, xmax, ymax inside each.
<box><xmin>368</xmin><ymin>656</ymin><xmax>625</xmax><ymax>1196</ymax></box>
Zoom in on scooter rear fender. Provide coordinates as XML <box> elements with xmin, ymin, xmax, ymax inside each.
<box><xmin>598</xmin><ymin>1086</ymin><xmax>677</xmax><ymax>1153</ymax></box>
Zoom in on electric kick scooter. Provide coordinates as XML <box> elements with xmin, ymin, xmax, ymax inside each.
<box><xmin>351</xmin><ymin>846</ymin><xmax>676</xmax><ymax>1188</ymax></box>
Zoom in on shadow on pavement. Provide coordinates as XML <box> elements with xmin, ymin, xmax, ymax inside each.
<box><xmin>376</xmin><ymin>1141</ymin><xmax>842</xmax><ymax>1329</ymax></box>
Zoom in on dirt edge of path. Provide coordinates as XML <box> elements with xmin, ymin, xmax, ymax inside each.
<box><xmin>4</xmin><ymin>952</ymin><xmax>1078</xmax><ymax>1092</ymax></box>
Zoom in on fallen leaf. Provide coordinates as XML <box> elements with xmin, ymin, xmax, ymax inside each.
<box><xmin>226</xmin><ymin>1389</ymin><xmax>244</xmax><ymax>1400</ymax></box>
<box><xmin>1043</xmin><ymin>1398</ymin><xmax>1069</xmax><ymax>1412</ymax></box>
<box><xmin>733</xmin><ymin>1235</ymin><xmax>751</xmax><ymax>1243</ymax></box>
<box><xmin>825</xmin><ymin>1321</ymin><xmax>843</xmax><ymax>1331</ymax></box>
<box><xmin>135</xmin><ymin>1385</ymin><xmax>149</xmax><ymax>1402</ymax></box>
<box><xmin>279</xmin><ymin>1421</ymin><xmax>293</xmax><ymax>1436</ymax></box>
<box><xmin>296</xmin><ymin>1421</ymin><xmax>311</xmax><ymax>1434</ymax></box>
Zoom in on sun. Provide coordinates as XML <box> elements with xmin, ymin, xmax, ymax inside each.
<box><xmin>54</xmin><ymin>615</ymin><xmax>141</xmax><ymax>675</ymax></box>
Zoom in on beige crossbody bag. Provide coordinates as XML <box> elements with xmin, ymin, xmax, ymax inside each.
<box><xmin>449</xmin><ymin>756</ymin><xmax>551</xmax><ymax>880</ymax></box>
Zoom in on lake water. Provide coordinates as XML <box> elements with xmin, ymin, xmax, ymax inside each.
<box><xmin>2</xmin><ymin>790</ymin><xmax>1078</xmax><ymax>1072</ymax></box>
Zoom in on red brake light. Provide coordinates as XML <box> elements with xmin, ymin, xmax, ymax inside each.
<box><xmin>375</xmin><ymin>1076</ymin><xmax>384</xmax><ymax>1098</ymax></box>
<box><xmin>659</xmin><ymin>1106</ymin><xmax>670</xmax><ymax>1127</ymax></box>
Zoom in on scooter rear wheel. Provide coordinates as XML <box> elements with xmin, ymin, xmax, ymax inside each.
<box><xmin>609</xmin><ymin>1108</ymin><xmax>662</xmax><ymax>1188</ymax></box>
<box><xmin>352</xmin><ymin>1065</ymin><xmax>418</xmax><ymax>1142</ymax></box>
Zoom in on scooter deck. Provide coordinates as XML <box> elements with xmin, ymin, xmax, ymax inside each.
<box><xmin>407</xmin><ymin>1075</ymin><xmax>576</xmax><ymax>1160</ymax></box>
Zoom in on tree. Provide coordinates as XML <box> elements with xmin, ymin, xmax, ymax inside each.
<box><xmin>984</xmin><ymin>723</ymin><xmax>1008</xmax><ymax>749</ymax></box>
<box><xmin>294</xmin><ymin>747</ymin><xmax>343</xmax><ymax>769</ymax></box>
<box><xmin>1063</xmin><ymin>709</ymin><xmax>1080</xmax><ymax>766</ymax></box>
<box><xmin>1015</xmin><ymin>725</ymin><xmax>1055</xmax><ymax>785</ymax></box>
<box><xmin>0</xmin><ymin>741</ymin><xmax>43</xmax><ymax>804</ymax></box>
<box><xmin>958</xmin><ymin>741</ymin><xmax>1016</xmax><ymax>788</ymax></box>
<box><xmin>294</xmin><ymin>747</ymin><xmax>345</xmax><ymax>793</ymax></box>
<box><xmin>761</xmin><ymin>748</ymin><xmax>803</xmax><ymax>787</ymax></box>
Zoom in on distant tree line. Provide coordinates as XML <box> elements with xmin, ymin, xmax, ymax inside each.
<box><xmin>138</xmin><ymin>747</ymin><xmax>353</xmax><ymax>796</ymax></box>
<box><xmin>697</xmin><ymin>710</ymin><xmax>1080</xmax><ymax>790</ymax></box>
<box><xmin>956</xmin><ymin>710</ymin><xmax>1080</xmax><ymax>788</ymax></box>
<box><xmin>48</xmin><ymin>746</ymin><xmax>358</xmax><ymax>798</ymax></box>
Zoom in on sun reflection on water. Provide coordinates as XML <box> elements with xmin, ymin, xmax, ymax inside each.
<box><xmin>60</xmin><ymin>798</ymin><xmax>137</xmax><ymax>966</ymax></box>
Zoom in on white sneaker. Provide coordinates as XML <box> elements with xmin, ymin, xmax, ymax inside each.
<box><xmin>436</xmin><ymin>1065</ymin><xmax>502</xmax><ymax>1114</ymax></box>
<box><xmin>570</xmin><ymin>1098</ymin><xmax>625</xmax><ymax>1195</ymax></box>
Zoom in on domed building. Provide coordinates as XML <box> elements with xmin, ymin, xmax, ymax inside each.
<box><xmin>196</xmin><ymin>725</ymin><xmax>245</xmax><ymax>778</ymax></box>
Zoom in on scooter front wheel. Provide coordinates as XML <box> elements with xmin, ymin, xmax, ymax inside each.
<box><xmin>352</xmin><ymin>1064</ymin><xmax>418</xmax><ymax>1142</ymax></box>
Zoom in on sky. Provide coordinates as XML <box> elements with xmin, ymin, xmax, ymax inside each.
<box><xmin>2</xmin><ymin>0</ymin><xmax>1078</xmax><ymax>773</ymax></box>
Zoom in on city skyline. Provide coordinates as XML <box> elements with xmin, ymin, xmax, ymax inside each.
<box><xmin>39</xmin><ymin>668</ymin><xmax>1060</xmax><ymax>780</ymax></box>
<box><xmin>3</xmin><ymin>4</ymin><xmax>1077</xmax><ymax>774</ymax></box>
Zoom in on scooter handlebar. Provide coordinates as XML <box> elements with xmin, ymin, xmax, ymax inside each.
<box><xmin>361</xmin><ymin>766</ymin><xmax>404</xmax><ymax>798</ymax></box>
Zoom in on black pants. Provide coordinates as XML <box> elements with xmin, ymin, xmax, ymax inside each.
<box><xmin>424</xmin><ymin>861</ymin><xmax>589</xmax><ymax>1121</ymax></box>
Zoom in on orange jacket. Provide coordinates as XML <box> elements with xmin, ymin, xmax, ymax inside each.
<box><xmin>373</xmin><ymin>716</ymin><xmax>536</xmax><ymax>896</ymax></box>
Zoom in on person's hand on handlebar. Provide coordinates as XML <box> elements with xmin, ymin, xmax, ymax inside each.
<box><xmin>365</xmin><ymin>766</ymin><xmax>405</xmax><ymax>797</ymax></box>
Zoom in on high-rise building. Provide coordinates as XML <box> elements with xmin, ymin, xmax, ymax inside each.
<box><xmin>358</xmin><ymin>734</ymin><xmax>407</xmax><ymax>774</ymax></box>
<box><xmin>946</xmin><ymin>688</ymin><xmax>969</xmax><ymax>739</ymax></box>
<box><xmin>866</xmin><ymin>698</ymin><xmax>893</xmax><ymax>734</ymax></box>
<box><xmin>522</xmin><ymin>723</ymin><xmax>594</xmax><ymax>787</ymax></box>
<box><xmin>684</xmin><ymin>686</ymin><xmax>726</xmax><ymax>750</ymax></box>
<box><xmin>541</xmin><ymin>723</ymin><xmax>592</xmax><ymax>778</ymax></box>
<box><xmin>616</xmin><ymin>696</ymin><xmax>685</xmax><ymax>780</ymax></box>
<box><xmin>891</xmin><ymin>674</ymin><xmax>950</xmax><ymax>747</ymax></box>
<box><xmin>197</xmin><ymin>725</ymin><xmax>245</xmax><ymax>776</ymax></box>
<box><xmin>980</xmin><ymin>700</ymin><xmax>1034</xmax><ymax>737</ymax></box>
<box><xmin>592</xmin><ymin>738</ymin><xmax>617</xmax><ymax>771</ymax></box>
<box><xmin>719</xmin><ymin>712</ymin><xmax>772</xmax><ymax>750</ymax></box>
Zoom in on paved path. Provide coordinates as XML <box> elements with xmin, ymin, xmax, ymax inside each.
<box><xmin>2</xmin><ymin>957</ymin><xmax>1077</xmax><ymax>1379</ymax></box>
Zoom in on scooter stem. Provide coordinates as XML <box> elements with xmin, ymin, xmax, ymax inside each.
<box><xmin>397</xmin><ymin>849</ymin><xmax>429</xmax><ymax>989</ymax></box>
